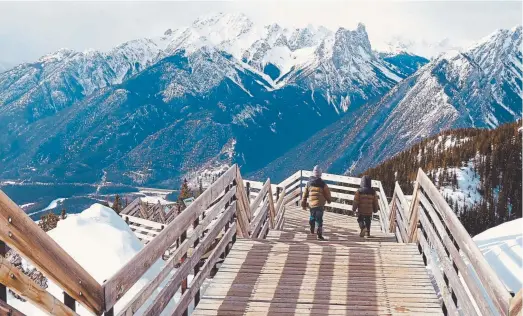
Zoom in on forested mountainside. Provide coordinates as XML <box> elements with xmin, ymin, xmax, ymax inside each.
<box><xmin>253</xmin><ymin>26</ymin><xmax>522</xmax><ymax>182</ymax></box>
<box><xmin>363</xmin><ymin>121</ymin><xmax>522</xmax><ymax>235</ymax></box>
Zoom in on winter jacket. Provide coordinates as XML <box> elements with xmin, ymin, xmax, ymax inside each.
<box><xmin>352</xmin><ymin>175</ymin><xmax>379</xmax><ymax>216</ymax></box>
<box><xmin>301</xmin><ymin>177</ymin><xmax>332</xmax><ymax>209</ymax></box>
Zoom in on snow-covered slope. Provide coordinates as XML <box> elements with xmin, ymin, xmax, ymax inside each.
<box><xmin>473</xmin><ymin>218</ymin><xmax>522</xmax><ymax>295</ymax></box>
<box><xmin>253</xmin><ymin>26</ymin><xmax>522</xmax><ymax>180</ymax></box>
<box><xmin>7</xmin><ymin>204</ymin><xmax>186</xmax><ymax>315</ymax></box>
<box><xmin>0</xmin><ymin>13</ymin><xmax>428</xmax><ymax>186</ymax></box>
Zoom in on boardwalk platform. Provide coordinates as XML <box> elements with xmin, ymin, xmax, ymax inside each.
<box><xmin>194</xmin><ymin>207</ymin><xmax>443</xmax><ymax>315</ymax></box>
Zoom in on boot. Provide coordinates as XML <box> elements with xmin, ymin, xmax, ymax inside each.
<box><xmin>317</xmin><ymin>227</ymin><xmax>325</xmax><ymax>241</ymax></box>
<box><xmin>365</xmin><ymin>229</ymin><xmax>370</xmax><ymax>237</ymax></box>
<box><xmin>309</xmin><ymin>220</ymin><xmax>315</xmax><ymax>234</ymax></box>
<box><xmin>359</xmin><ymin>227</ymin><xmax>366</xmax><ymax>237</ymax></box>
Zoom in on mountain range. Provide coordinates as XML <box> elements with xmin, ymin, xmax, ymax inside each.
<box><xmin>0</xmin><ymin>13</ymin><xmax>520</xmax><ymax>186</ymax></box>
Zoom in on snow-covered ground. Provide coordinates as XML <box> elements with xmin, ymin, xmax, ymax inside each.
<box><xmin>8</xmin><ymin>204</ymin><xmax>205</xmax><ymax>315</ymax></box>
<box><xmin>437</xmin><ymin>161</ymin><xmax>482</xmax><ymax>210</ymax></box>
<box><xmin>473</xmin><ymin>218</ymin><xmax>522</xmax><ymax>295</ymax></box>
<box><xmin>27</xmin><ymin>198</ymin><xmax>66</xmax><ymax>217</ymax></box>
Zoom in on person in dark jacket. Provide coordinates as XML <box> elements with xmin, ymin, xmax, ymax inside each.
<box><xmin>353</xmin><ymin>175</ymin><xmax>379</xmax><ymax>237</ymax></box>
<box><xmin>301</xmin><ymin>165</ymin><xmax>332</xmax><ymax>240</ymax></box>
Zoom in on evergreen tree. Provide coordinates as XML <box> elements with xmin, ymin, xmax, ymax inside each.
<box><xmin>178</xmin><ymin>179</ymin><xmax>193</xmax><ymax>210</ymax></box>
<box><xmin>39</xmin><ymin>212</ymin><xmax>60</xmax><ymax>232</ymax></box>
<box><xmin>60</xmin><ymin>208</ymin><xmax>67</xmax><ymax>220</ymax></box>
<box><xmin>112</xmin><ymin>194</ymin><xmax>122</xmax><ymax>214</ymax></box>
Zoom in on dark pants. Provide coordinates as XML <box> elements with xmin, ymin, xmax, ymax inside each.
<box><xmin>358</xmin><ymin>215</ymin><xmax>372</xmax><ymax>231</ymax></box>
<box><xmin>309</xmin><ymin>207</ymin><xmax>324</xmax><ymax>235</ymax></box>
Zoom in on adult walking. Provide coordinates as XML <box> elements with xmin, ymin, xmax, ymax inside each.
<box><xmin>353</xmin><ymin>175</ymin><xmax>379</xmax><ymax>237</ymax></box>
<box><xmin>301</xmin><ymin>165</ymin><xmax>332</xmax><ymax>240</ymax></box>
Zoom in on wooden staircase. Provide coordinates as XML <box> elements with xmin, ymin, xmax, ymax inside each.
<box><xmin>0</xmin><ymin>166</ymin><xmax>519</xmax><ymax>315</ymax></box>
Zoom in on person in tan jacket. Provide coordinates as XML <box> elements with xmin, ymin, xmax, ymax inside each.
<box><xmin>353</xmin><ymin>175</ymin><xmax>379</xmax><ymax>237</ymax></box>
<box><xmin>301</xmin><ymin>165</ymin><xmax>332</xmax><ymax>240</ymax></box>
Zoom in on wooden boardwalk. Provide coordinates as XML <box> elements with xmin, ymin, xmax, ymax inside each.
<box><xmin>194</xmin><ymin>207</ymin><xmax>443</xmax><ymax>315</ymax></box>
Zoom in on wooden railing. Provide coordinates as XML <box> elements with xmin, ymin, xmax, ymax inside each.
<box><xmin>389</xmin><ymin>168</ymin><xmax>514</xmax><ymax>315</ymax></box>
<box><xmin>277</xmin><ymin>170</ymin><xmax>391</xmax><ymax>233</ymax></box>
<box><xmin>0</xmin><ymin>164</ymin><xmax>288</xmax><ymax>315</ymax></box>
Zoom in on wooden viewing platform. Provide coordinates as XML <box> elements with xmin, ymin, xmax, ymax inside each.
<box><xmin>0</xmin><ymin>166</ymin><xmax>520</xmax><ymax>315</ymax></box>
<box><xmin>194</xmin><ymin>207</ymin><xmax>442</xmax><ymax>315</ymax></box>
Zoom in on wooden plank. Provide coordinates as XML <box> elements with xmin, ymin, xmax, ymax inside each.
<box><xmin>267</xmin><ymin>185</ymin><xmax>276</xmax><ymax>229</ymax></box>
<box><xmin>120</xmin><ymin>198</ymin><xmax>140</xmax><ymax>215</ymax></box>
<box><xmin>128</xmin><ymin>224</ymin><xmax>160</xmax><ymax>236</ymax></box>
<box><xmin>417</xmin><ymin>168</ymin><xmax>511</xmax><ymax>314</ymax></box>
<box><xmin>249</xmin><ymin>179</ymin><xmax>270</xmax><ymax>218</ymax></box>
<box><xmin>234</xmin><ymin>168</ymin><xmax>251</xmax><ymax>238</ymax></box>
<box><xmin>172</xmin><ymin>224</ymin><xmax>236</xmax><ymax>315</ymax></box>
<box><xmin>283</xmin><ymin>188</ymin><xmax>300</xmax><ymax>206</ymax></box>
<box><xmin>389</xmin><ymin>195</ymin><xmax>397</xmax><ymax>233</ymax></box>
<box><xmin>418</xmin><ymin>210</ymin><xmax>478</xmax><ymax>315</ymax></box>
<box><xmin>120</xmin><ymin>214</ymin><xmax>164</xmax><ymax>230</ymax></box>
<box><xmin>419</xmin><ymin>192</ymin><xmax>493</xmax><ymax>314</ymax></box>
<box><xmin>277</xmin><ymin>171</ymin><xmax>302</xmax><ymax>189</ymax></box>
<box><xmin>326</xmin><ymin>184</ymin><xmax>359</xmax><ymax>192</ymax></box>
<box><xmin>330</xmin><ymin>191</ymin><xmax>354</xmax><ymax>201</ymax></box>
<box><xmin>250</xmin><ymin>199</ymin><xmax>269</xmax><ymax>238</ymax></box>
<box><xmin>142</xmin><ymin>205</ymin><xmax>235</xmax><ymax>316</ymax></box>
<box><xmin>0</xmin><ymin>190</ymin><xmax>103</xmax><ymax>314</ymax></box>
<box><xmin>0</xmin><ymin>299</ymin><xmax>26</xmax><ymax>316</ymax></box>
<box><xmin>407</xmin><ymin>179</ymin><xmax>421</xmax><ymax>242</ymax></box>
<box><xmin>132</xmin><ymin>231</ymin><xmax>155</xmax><ymax>242</ymax></box>
<box><xmin>302</xmin><ymin>171</ymin><xmax>381</xmax><ymax>189</ymax></box>
<box><xmin>417</xmin><ymin>229</ymin><xmax>458</xmax><ymax>315</ymax></box>
<box><xmin>510</xmin><ymin>289</ymin><xmax>522</xmax><ymax>316</ymax></box>
<box><xmin>0</xmin><ymin>255</ymin><xmax>78</xmax><ymax>316</ymax></box>
<box><xmin>117</xmin><ymin>198</ymin><xmax>236</xmax><ymax>316</ymax></box>
<box><xmin>103</xmin><ymin>164</ymin><xmax>237</xmax><ymax>311</ymax></box>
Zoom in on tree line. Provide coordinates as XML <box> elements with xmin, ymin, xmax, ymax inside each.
<box><xmin>363</xmin><ymin>120</ymin><xmax>522</xmax><ymax>236</ymax></box>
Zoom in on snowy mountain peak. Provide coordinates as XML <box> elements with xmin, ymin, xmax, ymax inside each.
<box><xmin>38</xmin><ymin>48</ymin><xmax>76</xmax><ymax>63</ymax></box>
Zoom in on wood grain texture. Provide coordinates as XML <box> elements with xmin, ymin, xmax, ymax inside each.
<box><xmin>103</xmin><ymin>165</ymin><xmax>237</xmax><ymax>311</ymax></box>
<box><xmin>417</xmin><ymin>228</ymin><xmax>458</xmax><ymax>315</ymax></box>
<box><xmin>172</xmin><ymin>223</ymin><xmax>237</xmax><ymax>315</ymax></box>
<box><xmin>510</xmin><ymin>289</ymin><xmax>522</xmax><ymax>316</ymax></box>
<box><xmin>417</xmin><ymin>168</ymin><xmax>511</xmax><ymax>314</ymax></box>
<box><xmin>0</xmin><ymin>190</ymin><xmax>103</xmax><ymax>314</ymax></box>
<box><xmin>419</xmin><ymin>193</ymin><xmax>493</xmax><ymax>314</ymax></box>
<box><xmin>234</xmin><ymin>168</ymin><xmax>252</xmax><ymax>238</ymax></box>
<box><xmin>0</xmin><ymin>298</ymin><xmax>26</xmax><ymax>316</ymax></box>
<box><xmin>117</xmin><ymin>198</ymin><xmax>236</xmax><ymax>316</ymax></box>
<box><xmin>0</xmin><ymin>256</ymin><xmax>78</xmax><ymax>316</ymax></box>
<box><xmin>142</xmin><ymin>203</ymin><xmax>236</xmax><ymax>316</ymax></box>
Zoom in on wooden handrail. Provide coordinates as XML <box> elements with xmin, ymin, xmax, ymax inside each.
<box><xmin>141</xmin><ymin>202</ymin><xmax>236</xmax><ymax>316</ymax></box>
<box><xmin>0</xmin><ymin>190</ymin><xmax>103</xmax><ymax>314</ymax></box>
<box><xmin>510</xmin><ymin>289</ymin><xmax>522</xmax><ymax>316</ymax></box>
<box><xmin>102</xmin><ymin>164</ymin><xmax>237</xmax><ymax>311</ymax></box>
<box><xmin>117</xmin><ymin>189</ymin><xmax>237</xmax><ymax>315</ymax></box>
<box><xmin>406</xmin><ymin>168</ymin><xmax>512</xmax><ymax>315</ymax></box>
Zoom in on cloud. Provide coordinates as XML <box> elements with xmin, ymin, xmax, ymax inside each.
<box><xmin>0</xmin><ymin>1</ymin><xmax>520</xmax><ymax>64</ymax></box>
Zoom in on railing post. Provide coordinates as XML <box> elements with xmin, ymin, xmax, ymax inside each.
<box><xmin>246</xmin><ymin>182</ymin><xmax>251</xmax><ymax>203</ymax></box>
<box><xmin>276</xmin><ymin>187</ymin><xmax>281</xmax><ymax>202</ymax></box>
<box><xmin>104</xmin><ymin>308</ymin><xmax>114</xmax><ymax>316</ymax></box>
<box><xmin>180</xmin><ymin>228</ymin><xmax>188</xmax><ymax>316</ymax></box>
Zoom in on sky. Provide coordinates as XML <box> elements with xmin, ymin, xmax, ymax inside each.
<box><xmin>0</xmin><ymin>1</ymin><xmax>521</xmax><ymax>66</ymax></box>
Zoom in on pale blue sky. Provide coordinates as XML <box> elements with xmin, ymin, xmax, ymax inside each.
<box><xmin>0</xmin><ymin>1</ymin><xmax>520</xmax><ymax>65</ymax></box>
